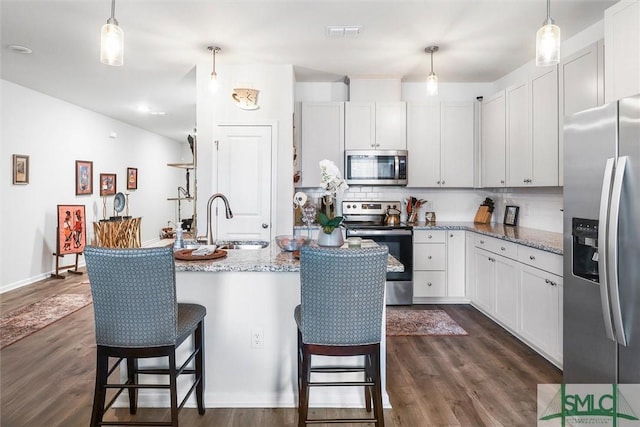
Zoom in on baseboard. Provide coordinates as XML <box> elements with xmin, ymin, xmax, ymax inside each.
<box><xmin>412</xmin><ymin>297</ymin><xmax>471</xmax><ymax>304</ymax></box>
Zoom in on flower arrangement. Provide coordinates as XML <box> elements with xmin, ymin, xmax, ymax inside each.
<box><xmin>317</xmin><ymin>159</ymin><xmax>348</xmax><ymax>234</ymax></box>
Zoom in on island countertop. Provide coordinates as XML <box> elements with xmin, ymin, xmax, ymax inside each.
<box><xmin>171</xmin><ymin>240</ymin><xmax>405</xmax><ymax>273</ymax></box>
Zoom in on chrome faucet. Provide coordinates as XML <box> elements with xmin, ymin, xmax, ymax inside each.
<box><xmin>205</xmin><ymin>193</ymin><xmax>233</xmax><ymax>245</ymax></box>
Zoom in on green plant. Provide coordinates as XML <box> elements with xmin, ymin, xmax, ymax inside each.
<box><xmin>316</xmin><ymin>212</ymin><xmax>343</xmax><ymax>234</ymax></box>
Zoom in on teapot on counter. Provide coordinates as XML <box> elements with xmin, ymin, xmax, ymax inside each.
<box><xmin>384</xmin><ymin>207</ymin><xmax>401</xmax><ymax>226</ymax></box>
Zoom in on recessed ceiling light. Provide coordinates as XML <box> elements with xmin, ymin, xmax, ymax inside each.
<box><xmin>8</xmin><ymin>45</ymin><xmax>32</xmax><ymax>54</ymax></box>
<box><xmin>326</xmin><ymin>26</ymin><xmax>361</xmax><ymax>38</ymax></box>
<box><xmin>136</xmin><ymin>105</ymin><xmax>150</xmax><ymax>113</ymax></box>
<box><xmin>150</xmin><ymin>111</ymin><xmax>166</xmax><ymax>116</ymax></box>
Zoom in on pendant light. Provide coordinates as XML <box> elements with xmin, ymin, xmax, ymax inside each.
<box><xmin>425</xmin><ymin>46</ymin><xmax>439</xmax><ymax>96</ymax></box>
<box><xmin>100</xmin><ymin>0</ymin><xmax>124</xmax><ymax>66</ymax></box>
<box><xmin>535</xmin><ymin>0</ymin><xmax>561</xmax><ymax>66</ymax></box>
<box><xmin>208</xmin><ymin>46</ymin><xmax>221</xmax><ymax>93</ymax></box>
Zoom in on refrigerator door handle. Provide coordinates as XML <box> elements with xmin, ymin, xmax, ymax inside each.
<box><xmin>598</xmin><ymin>157</ymin><xmax>616</xmax><ymax>341</ymax></box>
<box><xmin>608</xmin><ymin>156</ymin><xmax>628</xmax><ymax>346</ymax></box>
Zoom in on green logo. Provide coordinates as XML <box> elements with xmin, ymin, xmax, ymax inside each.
<box><xmin>539</xmin><ymin>384</ymin><xmax>639</xmax><ymax>426</ymax></box>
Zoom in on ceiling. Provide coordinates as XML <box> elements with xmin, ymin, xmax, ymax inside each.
<box><xmin>1</xmin><ymin>0</ymin><xmax>616</xmax><ymax>143</ymax></box>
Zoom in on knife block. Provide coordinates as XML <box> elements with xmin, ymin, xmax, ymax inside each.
<box><xmin>474</xmin><ymin>206</ymin><xmax>492</xmax><ymax>224</ymax></box>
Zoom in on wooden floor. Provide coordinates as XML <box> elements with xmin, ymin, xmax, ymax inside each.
<box><xmin>1</xmin><ymin>271</ymin><xmax>561</xmax><ymax>427</ymax></box>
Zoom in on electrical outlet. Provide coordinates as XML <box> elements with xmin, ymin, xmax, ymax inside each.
<box><xmin>251</xmin><ymin>328</ymin><xmax>264</xmax><ymax>349</ymax></box>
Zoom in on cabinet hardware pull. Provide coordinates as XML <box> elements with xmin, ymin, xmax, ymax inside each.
<box><xmin>428</xmin><ymin>235</ymin><xmax>432</xmax><ymax>239</ymax></box>
<box><xmin>500</xmin><ymin>246</ymin><xmax>506</xmax><ymax>251</ymax></box>
<box><xmin>437</xmin><ymin>180</ymin><xmax>441</xmax><ymax>184</ymax></box>
<box><xmin>530</xmin><ymin>255</ymin><xmax>535</xmax><ymax>260</ymax></box>
<box><xmin>262</xmin><ymin>223</ymin><xmax>269</xmax><ymax>229</ymax></box>
<box><xmin>442</xmin><ymin>180</ymin><xmax>445</xmax><ymax>184</ymax></box>
<box><xmin>500</xmin><ymin>180</ymin><xmax>505</xmax><ymax>184</ymax></box>
<box><xmin>545</xmin><ymin>279</ymin><xmax>550</xmax><ymax>284</ymax></box>
<box><xmin>428</xmin><ymin>256</ymin><xmax>432</xmax><ymax>259</ymax></box>
<box><xmin>450</xmin><ymin>234</ymin><xmax>454</xmax><ymax>237</ymax></box>
<box><xmin>480</xmin><ymin>240</ymin><xmax>485</xmax><ymax>244</ymax></box>
<box><xmin>427</xmin><ymin>282</ymin><xmax>432</xmax><ymax>287</ymax></box>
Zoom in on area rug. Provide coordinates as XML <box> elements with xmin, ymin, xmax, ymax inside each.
<box><xmin>0</xmin><ymin>294</ymin><xmax>92</xmax><ymax>349</ymax></box>
<box><xmin>386</xmin><ymin>309</ymin><xmax>468</xmax><ymax>336</ymax></box>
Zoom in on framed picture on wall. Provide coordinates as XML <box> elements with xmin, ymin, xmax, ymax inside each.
<box><xmin>504</xmin><ymin>205</ymin><xmax>520</xmax><ymax>227</ymax></box>
<box><xmin>99</xmin><ymin>173</ymin><xmax>117</xmax><ymax>196</ymax></box>
<box><xmin>75</xmin><ymin>160</ymin><xmax>93</xmax><ymax>195</ymax></box>
<box><xmin>127</xmin><ymin>167</ymin><xmax>138</xmax><ymax>190</ymax></box>
<box><xmin>57</xmin><ymin>205</ymin><xmax>86</xmax><ymax>255</ymax></box>
<box><xmin>12</xmin><ymin>154</ymin><xmax>29</xmax><ymax>185</ymax></box>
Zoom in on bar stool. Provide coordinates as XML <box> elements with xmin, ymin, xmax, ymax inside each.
<box><xmin>294</xmin><ymin>245</ymin><xmax>388</xmax><ymax>427</ymax></box>
<box><xmin>84</xmin><ymin>246</ymin><xmax>206</xmax><ymax>427</ymax></box>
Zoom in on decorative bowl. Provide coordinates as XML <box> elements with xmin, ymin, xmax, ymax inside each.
<box><xmin>275</xmin><ymin>235</ymin><xmax>310</xmax><ymax>252</ymax></box>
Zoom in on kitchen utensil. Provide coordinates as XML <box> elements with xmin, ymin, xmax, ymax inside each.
<box><xmin>384</xmin><ymin>207</ymin><xmax>401</xmax><ymax>226</ymax></box>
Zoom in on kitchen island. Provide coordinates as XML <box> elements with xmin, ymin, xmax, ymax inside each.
<box><xmin>137</xmin><ymin>241</ymin><xmax>402</xmax><ymax>410</ymax></box>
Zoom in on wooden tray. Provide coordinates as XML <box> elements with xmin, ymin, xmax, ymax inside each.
<box><xmin>174</xmin><ymin>249</ymin><xmax>227</xmax><ymax>261</ymax></box>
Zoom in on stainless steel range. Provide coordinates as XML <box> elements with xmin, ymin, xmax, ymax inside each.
<box><xmin>342</xmin><ymin>200</ymin><xmax>413</xmax><ymax>305</ymax></box>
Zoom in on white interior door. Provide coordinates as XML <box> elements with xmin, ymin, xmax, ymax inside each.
<box><xmin>216</xmin><ymin>125</ymin><xmax>272</xmax><ymax>241</ymax></box>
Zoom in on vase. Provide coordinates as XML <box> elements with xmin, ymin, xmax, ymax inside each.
<box><xmin>317</xmin><ymin>229</ymin><xmax>344</xmax><ymax>247</ymax></box>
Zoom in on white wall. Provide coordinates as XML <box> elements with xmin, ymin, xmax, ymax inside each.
<box><xmin>1</xmin><ymin>80</ymin><xmax>183</xmax><ymax>292</ymax></box>
<box><xmin>195</xmin><ymin>63</ymin><xmax>295</xmax><ymax>238</ymax></box>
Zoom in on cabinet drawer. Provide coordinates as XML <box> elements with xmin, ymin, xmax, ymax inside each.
<box><xmin>518</xmin><ymin>246</ymin><xmax>563</xmax><ymax>276</ymax></box>
<box><xmin>414</xmin><ymin>271</ymin><xmax>446</xmax><ymax>297</ymax></box>
<box><xmin>414</xmin><ymin>230</ymin><xmax>446</xmax><ymax>243</ymax></box>
<box><xmin>474</xmin><ymin>235</ymin><xmax>518</xmax><ymax>258</ymax></box>
<box><xmin>414</xmin><ymin>243</ymin><xmax>446</xmax><ymax>270</ymax></box>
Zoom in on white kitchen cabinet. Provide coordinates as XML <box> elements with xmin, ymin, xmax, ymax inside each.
<box><xmin>300</xmin><ymin>102</ymin><xmax>344</xmax><ymax>187</ymax></box>
<box><xmin>529</xmin><ymin>66</ymin><xmax>559</xmax><ymax>186</ymax></box>
<box><xmin>413</xmin><ymin>230</ymin><xmax>446</xmax><ymax>298</ymax></box>
<box><xmin>440</xmin><ymin>102</ymin><xmax>475</xmax><ymax>187</ymax></box>
<box><xmin>559</xmin><ymin>40</ymin><xmax>604</xmax><ymax>186</ymax></box>
<box><xmin>345</xmin><ymin>102</ymin><xmax>406</xmax><ymax>150</ymax></box>
<box><xmin>494</xmin><ymin>255</ymin><xmax>519</xmax><ymax>331</ymax></box>
<box><xmin>605</xmin><ymin>0</ymin><xmax>640</xmax><ymax>103</ymax></box>
<box><xmin>519</xmin><ymin>265</ymin><xmax>562</xmax><ymax>363</ymax></box>
<box><xmin>446</xmin><ymin>231</ymin><xmax>466</xmax><ymax>297</ymax></box>
<box><xmin>481</xmin><ymin>90</ymin><xmax>506</xmax><ymax>187</ymax></box>
<box><xmin>407</xmin><ymin>102</ymin><xmax>440</xmax><ymax>186</ymax></box>
<box><xmin>474</xmin><ymin>248</ymin><xmax>496</xmax><ymax>313</ymax></box>
<box><xmin>506</xmin><ymin>82</ymin><xmax>530</xmax><ymax>187</ymax></box>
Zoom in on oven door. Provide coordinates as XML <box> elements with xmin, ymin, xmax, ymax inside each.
<box><xmin>346</xmin><ymin>228</ymin><xmax>413</xmax><ymax>305</ymax></box>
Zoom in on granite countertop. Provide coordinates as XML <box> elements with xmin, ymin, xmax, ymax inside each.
<box><xmin>410</xmin><ymin>221</ymin><xmax>563</xmax><ymax>255</ymax></box>
<box><xmin>173</xmin><ymin>239</ymin><xmax>405</xmax><ymax>273</ymax></box>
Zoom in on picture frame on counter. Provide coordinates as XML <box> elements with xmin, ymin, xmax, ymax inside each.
<box><xmin>504</xmin><ymin>205</ymin><xmax>519</xmax><ymax>227</ymax></box>
<box><xmin>12</xmin><ymin>154</ymin><xmax>29</xmax><ymax>185</ymax></box>
<box><xmin>126</xmin><ymin>167</ymin><xmax>138</xmax><ymax>190</ymax></box>
<box><xmin>75</xmin><ymin>160</ymin><xmax>93</xmax><ymax>195</ymax></box>
<box><xmin>99</xmin><ymin>173</ymin><xmax>117</xmax><ymax>196</ymax></box>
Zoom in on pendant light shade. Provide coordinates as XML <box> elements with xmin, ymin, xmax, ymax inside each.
<box><xmin>535</xmin><ymin>0</ymin><xmax>560</xmax><ymax>66</ymax></box>
<box><xmin>100</xmin><ymin>0</ymin><xmax>123</xmax><ymax>66</ymax></box>
<box><xmin>208</xmin><ymin>46</ymin><xmax>221</xmax><ymax>93</ymax></box>
<box><xmin>425</xmin><ymin>46</ymin><xmax>439</xmax><ymax>96</ymax></box>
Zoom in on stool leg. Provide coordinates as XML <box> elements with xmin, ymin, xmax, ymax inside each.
<box><xmin>364</xmin><ymin>353</ymin><xmax>372</xmax><ymax>412</ymax></box>
<box><xmin>195</xmin><ymin>321</ymin><xmax>205</xmax><ymax>415</ymax></box>
<box><xmin>298</xmin><ymin>342</ymin><xmax>311</xmax><ymax>427</ymax></box>
<box><xmin>169</xmin><ymin>350</ymin><xmax>179</xmax><ymax>427</ymax></box>
<box><xmin>126</xmin><ymin>357</ymin><xmax>138</xmax><ymax>414</ymax></box>
<box><xmin>91</xmin><ymin>347</ymin><xmax>108</xmax><ymax>427</ymax></box>
<box><xmin>371</xmin><ymin>347</ymin><xmax>385</xmax><ymax>427</ymax></box>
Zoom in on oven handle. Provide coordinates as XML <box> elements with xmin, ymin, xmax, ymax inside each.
<box><xmin>346</xmin><ymin>229</ymin><xmax>413</xmax><ymax>237</ymax></box>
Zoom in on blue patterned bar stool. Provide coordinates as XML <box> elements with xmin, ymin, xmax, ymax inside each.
<box><xmin>294</xmin><ymin>245</ymin><xmax>389</xmax><ymax>427</ymax></box>
<box><xmin>84</xmin><ymin>246</ymin><xmax>206</xmax><ymax>427</ymax></box>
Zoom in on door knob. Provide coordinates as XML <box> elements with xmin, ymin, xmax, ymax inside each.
<box><xmin>262</xmin><ymin>223</ymin><xmax>269</xmax><ymax>229</ymax></box>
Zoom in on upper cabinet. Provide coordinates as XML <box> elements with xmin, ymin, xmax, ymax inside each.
<box><xmin>529</xmin><ymin>66</ymin><xmax>559</xmax><ymax>187</ymax></box>
<box><xmin>605</xmin><ymin>0</ymin><xmax>640</xmax><ymax>103</ymax></box>
<box><xmin>481</xmin><ymin>90</ymin><xmax>507</xmax><ymax>187</ymax></box>
<box><xmin>345</xmin><ymin>102</ymin><xmax>406</xmax><ymax>150</ymax></box>
<box><xmin>506</xmin><ymin>82</ymin><xmax>530</xmax><ymax>187</ymax></box>
<box><xmin>300</xmin><ymin>102</ymin><xmax>345</xmax><ymax>187</ymax></box>
<box><xmin>407</xmin><ymin>102</ymin><xmax>474</xmax><ymax>188</ymax></box>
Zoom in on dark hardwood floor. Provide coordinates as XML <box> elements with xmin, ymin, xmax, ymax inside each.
<box><xmin>1</xmin><ymin>272</ymin><xmax>561</xmax><ymax>426</ymax></box>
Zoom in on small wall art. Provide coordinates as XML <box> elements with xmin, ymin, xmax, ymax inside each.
<box><xmin>57</xmin><ymin>205</ymin><xmax>86</xmax><ymax>255</ymax></box>
<box><xmin>12</xmin><ymin>154</ymin><xmax>29</xmax><ymax>185</ymax></box>
<box><xmin>504</xmin><ymin>205</ymin><xmax>520</xmax><ymax>227</ymax></box>
<box><xmin>75</xmin><ymin>160</ymin><xmax>93</xmax><ymax>195</ymax></box>
<box><xmin>127</xmin><ymin>167</ymin><xmax>138</xmax><ymax>190</ymax></box>
<box><xmin>99</xmin><ymin>173</ymin><xmax>117</xmax><ymax>196</ymax></box>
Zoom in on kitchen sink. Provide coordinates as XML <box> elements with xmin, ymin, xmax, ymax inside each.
<box><xmin>217</xmin><ymin>241</ymin><xmax>269</xmax><ymax>250</ymax></box>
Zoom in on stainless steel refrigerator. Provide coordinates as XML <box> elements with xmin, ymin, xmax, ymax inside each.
<box><xmin>563</xmin><ymin>94</ymin><xmax>640</xmax><ymax>383</ymax></box>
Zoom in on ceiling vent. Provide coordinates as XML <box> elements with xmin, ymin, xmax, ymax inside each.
<box><xmin>326</xmin><ymin>26</ymin><xmax>362</xmax><ymax>38</ymax></box>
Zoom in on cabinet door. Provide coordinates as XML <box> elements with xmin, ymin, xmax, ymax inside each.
<box><xmin>446</xmin><ymin>231</ymin><xmax>466</xmax><ymax>297</ymax></box>
<box><xmin>375</xmin><ymin>102</ymin><xmax>406</xmax><ymax>150</ymax></box>
<box><xmin>414</xmin><ymin>271</ymin><xmax>446</xmax><ymax>297</ymax></box>
<box><xmin>474</xmin><ymin>249</ymin><xmax>496</xmax><ymax>314</ymax></box>
<box><xmin>481</xmin><ymin>90</ymin><xmax>506</xmax><ymax>187</ymax></box>
<box><xmin>441</xmin><ymin>102</ymin><xmax>474</xmax><ymax>187</ymax></box>
<box><xmin>414</xmin><ymin>243</ymin><xmax>446</xmax><ymax>270</ymax></box>
<box><xmin>345</xmin><ymin>102</ymin><xmax>375</xmax><ymax>149</ymax></box>
<box><xmin>494</xmin><ymin>255</ymin><xmax>519</xmax><ymax>331</ymax></box>
<box><xmin>519</xmin><ymin>265</ymin><xmax>561</xmax><ymax>360</ymax></box>
<box><xmin>407</xmin><ymin>102</ymin><xmax>440</xmax><ymax>186</ymax></box>
<box><xmin>300</xmin><ymin>102</ymin><xmax>344</xmax><ymax>187</ymax></box>
<box><xmin>530</xmin><ymin>67</ymin><xmax>558</xmax><ymax>186</ymax></box>
<box><xmin>559</xmin><ymin>41</ymin><xmax>604</xmax><ymax>186</ymax></box>
<box><xmin>605</xmin><ymin>0</ymin><xmax>640</xmax><ymax>103</ymax></box>
<box><xmin>506</xmin><ymin>82</ymin><xmax>531</xmax><ymax>186</ymax></box>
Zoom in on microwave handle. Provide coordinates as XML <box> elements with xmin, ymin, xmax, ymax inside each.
<box><xmin>395</xmin><ymin>155</ymin><xmax>400</xmax><ymax>180</ymax></box>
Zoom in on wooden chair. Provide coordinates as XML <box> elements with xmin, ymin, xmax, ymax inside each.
<box><xmin>294</xmin><ymin>245</ymin><xmax>388</xmax><ymax>426</ymax></box>
<box><xmin>84</xmin><ymin>246</ymin><xmax>206</xmax><ymax>427</ymax></box>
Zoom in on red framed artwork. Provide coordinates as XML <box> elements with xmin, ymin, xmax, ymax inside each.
<box><xmin>99</xmin><ymin>173</ymin><xmax>116</xmax><ymax>196</ymax></box>
<box><xmin>75</xmin><ymin>160</ymin><xmax>93</xmax><ymax>195</ymax></box>
<box><xmin>127</xmin><ymin>167</ymin><xmax>138</xmax><ymax>190</ymax></box>
<box><xmin>57</xmin><ymin>205</ymin><xmax>86</xmax><ymax>255</ymax></box>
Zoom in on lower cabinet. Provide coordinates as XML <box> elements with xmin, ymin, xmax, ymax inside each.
<box><xmin>413</xmin><ymin>230</ymin><xmax>466</xmax><ymax>301</ymax></box>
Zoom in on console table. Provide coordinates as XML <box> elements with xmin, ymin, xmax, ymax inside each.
<box><xmin>93</xmin><ymin>217</ymin><xmax>142</xmax><ymax>248</ymax></box>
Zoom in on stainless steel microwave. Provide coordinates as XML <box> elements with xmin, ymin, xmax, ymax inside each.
<box><xmin>345</xmin><ymin>150</ymin><xmax>408</xmax><ymax>186</ymax></box>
